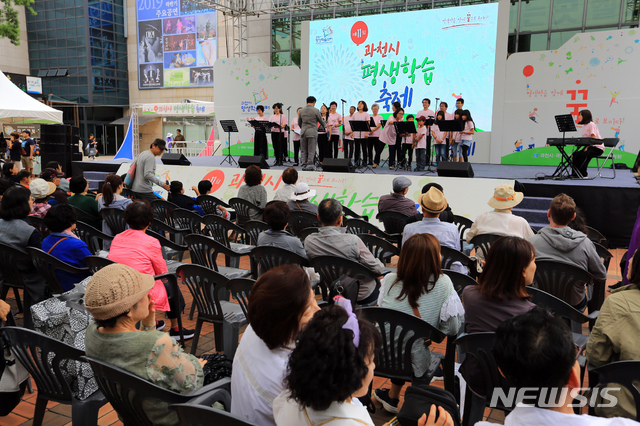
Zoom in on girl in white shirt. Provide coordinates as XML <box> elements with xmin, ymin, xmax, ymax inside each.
<box><xmin>432</xmin><ymin>111</ymin><xmax>449</xmax><ymax>164</ymax></box>
<box><xmin>450</xmin><ymin>109</ymin><xmax>463</xmax><ymax>162</ymax></box>
<box><xmin>460</xmin><ymin>109</ymin><xmax>475</xmax><ymax>163</ymax></box>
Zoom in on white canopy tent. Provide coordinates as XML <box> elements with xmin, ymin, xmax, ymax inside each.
<box><xmin>0</xmin><ymin>70</ymin><xmax>63</xmax><ymax>124</ymax></box>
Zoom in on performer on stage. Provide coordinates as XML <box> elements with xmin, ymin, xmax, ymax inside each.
<box><xmin>413</xmin><ymin>115</ymin><xmax>428</xmax><ymax>171</ymax></box>
<box><xmin>343</xmin><ymin>106</ymin><xmax>356</xmax><ymax>160</ymax></box>
<box><xmin>353</xmin><ymin>101</ymin><xmax>371</xmax><ymax>167</ymax></box>
<box><xmin>328</xmin><ymin>102</ymin><xmax>342</xmax><ymax>158</ymax></box>
<box><xmin>439</xmin><ymin>102</ymin><xmax>454</xmax><ymax>120</ymax></box>
<box><xmin>450</xmin><ymin>109</ymin><xmax>463</xmax><ymax>162</ymax></box>
<box><xmin>292</xmin><ymin>107</ymin><xmax>302</xmax><ymax>166</ymax></box>
<box><xmin>270</xmin><ymin>103</ymin><xmax>288</xmax><ymax>166</ymax></box>
<box><xmin>432</xmin><ymin>111</ymin><xmax>449</xmax><ymax>164</ymax></box>
<box><xmin>460</xmin><ymin>109</ymin><xmax>475</xmax><ymax>163</ymax></box>
<box><xmin>380</xmin><ymin>108</ymin><xmax>403</xmax><ymax>170</ymax></box>
<box><xmin>298</xmin><ymin>96</ymin><xmax>325</xmax><ymax>172</ymax></box>
<box><xmin>317</xmin><ymin>105</ymin><xmax>330</xmax><ymax>164</ymax></box>
<box><xmin>369</xmin><ymin>103</ymin><xmax>384</xmax><ymax>168</ymax></box>
<box><xmin>417</xmin><ymin>98</ymin><xmax>436</xmax><ymax>167</ymax></box>
<box><xmin>400</xmin><ymin>114</ymin><xmax>415</xmax><ymax>169</ymax></box>
<box><xmin>572</xmin><ymin>109</ymin><xmax>603</xmax><ymax>178</ymax></box>
<box><xmin>248</xmin><ymin>105</ymin><xmax>269</xmax><ymax>159</ymax></box>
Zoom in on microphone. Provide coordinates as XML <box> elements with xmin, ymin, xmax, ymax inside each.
<box><xmin>286</xmin><ymin>106</ymin><xmax>291</xmax><ymax>111</ymax></box>
<box><xmin>341</xmin><ymin>99</ymin><xmax>346</xmax><ymax>103</ymax></box>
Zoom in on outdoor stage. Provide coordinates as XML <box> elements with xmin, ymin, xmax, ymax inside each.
<box><xmin>74</xmin><ymin>156</ymin><xmax>639</xmax><ymax>247</ymax></box>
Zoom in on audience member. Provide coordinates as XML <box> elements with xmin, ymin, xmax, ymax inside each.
<box><xmin>257</xmin><ymin>201</ymin><xmax>306</xmax><ymax>258</ymax></box>
<box><xmin>0</xmin><ymin>186</ymin><xmax>45</xmax><ymax>328</ymax></box>
<box><xmin>374</xmin><ymin>234</ymin><xmax>464</xmax><ymax>413</ymax></box>
<box><xmin>586</xmin><ymin>250</ymin><xmax>640</xmax><ymax>420</ymax></box>
<box><xmin>45</xmin><ymin>161</ymin><xmax>70</xmax><ymax>192</ymax></box>
<box><xmin>460</xmin><ymin>236</ymin><xmax>536</xmax><ymax>393</ymax></box>
<box><xmin>84</xmin><ymin>264</ymin><xmax>204</xmax><ymax>426</ymax></box>
<box><xmin>406</xmin><ymin>183</ymin><xmax>454</xmax><ymax>224</ymax></box>
<box><xmin>0</xmin><ymin>178</ymin><xmax>12</xmax><ymax>199</ymax></box>
<box><xmin>29</xmin><ymin>178</ymin><xmax>56</xmax><ymax>218</ymax></box>
<box><xmin>466</xmin><ymin>184</ymin><xmax>534</xmax><ymax>242</ymax></box>
<box><xmin>168</xmin><ymin>180</ymin><xmax>204</xmax><ymax>215</ymax></box>
<box><xmin>20</xmin><ymin>130</ymin><xmax>36</xmax><ymax>174</ymax></box>
<box><xmin>98</xmin><ymin>174</ymin><xmax>133</xmax><ymax>236</ymax></box>
<box><xmin>231</xmin><ymin>265</ymin><xmax>320</xmax><ymax>425</ymax></box>
<box><xmin>0</xmin><ymin>298</ymin><xmax>10</xmax><ymax>321</ymax></box>
<box><xmin>16</xmin><ymin>170</ymin><xmax>31</xmax><ymax>188</ymax></box>
<box><xmin>131</xmin><ymin>139</ymin><xmax>170</xmax><ymax>202</ymax></box>
<box><xmin>568</xmin><ymin>206</ymin><xmax>588</xmax><ymax>235</ymax></box>
<box><xmin>274</xmin><ymin>300</ymin><xmax>382</xmax><ymax>426</ymax></box>
<box><xmin>528</xmin><ymin>193</ymin><xmax>606</xmax><ymax>310</ymax></box>
<box><xmin>2</xmin><ymin>162</ymin><xmax>18</xmax><ymax>183</ymax></box>
<box><xmin>108</xmin><ymin>200</ymin><xmax>193</xmax><ymax>340</ymax></box>
<box><xmin>7</xmin><ymin>132</ymin><xmax>22</xmax><ymax>164</ymax></box>
<box><xmin>68</xmin><ymin>176</ymin><xmax>101</xmax><ymax>229</ymax></box>
<box><xmin>305</xmin><ymin>198</ymin><xmax>384</xmax><ymax>305</ymax></box>
<box><xmin>237</xmin><ymin>165</ymin><xmax>267</xmax><ymax>224</ymax></box>
<box><xmin>378</xmin><ymin>176</ymin><xmax>418</xmax><ymax>217</ymax></box>
<box><xmin>191</xmin><ymin>180</ymin><xmax>229</xmax><ymax>219</ymax></box>
<box><xmin>274</xmin><ymin>167</ymin><xmax>298</xmax><ymax>202</ymax></box>
<box><xmin>476</xmin><ymin>308</ymin><xmax>638</xmax><ymax>426</ymax></box>
<box><xmin>40</xmin><ymin>168</ymin><xmax>68</xmax><ymax>204</ymax></box>
<box><xmin>41</xmin><ymin>204</ymin><xmax>91</xmax><ymax>290</ymax></box>
<box><xmin>286</xmin><ymin>182</ymin><xmax>318</xmax><ymax>215</ymax></box>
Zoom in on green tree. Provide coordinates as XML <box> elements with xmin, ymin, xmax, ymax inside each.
<box><xmin>0</xmin><ymin>0</ymin><xmax>36</xmax><ymax>46</ymax></box>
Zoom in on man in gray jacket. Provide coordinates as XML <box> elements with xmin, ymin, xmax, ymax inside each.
<box><xmin>298</xmin><ymin>96</ymin><xmax>326</xmax><ymax>171</ymax></box>
<box><xmin>132</xmin><ymin>138</ymin><xmax>171</xmax><ymax>201</ymax></box>
<box><xmin>528</xmin><ymin>193</ymin><xmax>606</xmax><ymax>310</ymax></box>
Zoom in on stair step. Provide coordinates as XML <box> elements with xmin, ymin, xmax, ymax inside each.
<box><xmin>518</xmin><ymin>196</ymin><xmax>553</xmax><ymax>210</ymax></box>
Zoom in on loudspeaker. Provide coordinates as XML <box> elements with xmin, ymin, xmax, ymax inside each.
<box><xmin>436</xmin><ymin>162</ymin><xmax>474</xmax><ymax>178</ymax></box>
<box><xmin>161</xmin><ymin>153</ymin><xmax>191</xmax><ymax>166</ymax></box>
<box><xmin>40</xmin><ymin>124</ymin><xmax>77</xmax><ymax>176</ymax></box>
<box><xmin>321</xmin><ymin>158</ymin><xmax>354</xmax><ymax>173</ymax></box>
<box><xmin>238</xmin><ymin>155</ymin><xmax>270</xmax><ymax>169</ymax></box>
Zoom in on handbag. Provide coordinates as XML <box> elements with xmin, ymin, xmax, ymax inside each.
<box><xmin>396</xmin><ymin>385</ymin><xmax>461</xmax><ymax>426</ymax></box>
<box><xmin>0</xmin><ymin>315</ymin><xmax>30</xmax><ymax>416</ymax></box>
<box><xmin>201</xmin><ymin>353</ymin><xmax>232</xmax><ymax>385</ymax></box>
<box><xmin>328</xmin><ymin>274</ymin><xmax>360</xmax><ymax>306</ymax></box>
<box><xmin>123</xmin><ymin>161</ymin><xmax>137</xmax><ymax>188</ymax></box>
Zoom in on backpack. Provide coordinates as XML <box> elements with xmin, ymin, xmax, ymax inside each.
<box><xmin>396</xmin><ymin>385</ymin><xmax>461</xmax><ymax>426</ymax></box>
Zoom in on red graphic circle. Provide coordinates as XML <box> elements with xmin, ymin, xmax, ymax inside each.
<box><xmin>576</xmin><ymin>79</ymin><xmax>581</xmax><ymax>84</ymax></box>
<box><xmin>202</xmin><ymin>169</ymin><xmax>225</xmax><ymax>193</ymax></box>
<box><xmin>522</xmin><ymin>65</ymin><xmax>534</xmax><ymax>77</ymax></box>
<box><xmin>350</xmin><ymin>21</ymin><xmax>368</xmax><ymax>46</ymax></box>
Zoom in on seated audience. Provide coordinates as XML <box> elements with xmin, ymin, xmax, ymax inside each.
<box><xmin>257</xmin><ymin>201</ymin><xmax>306</xmax><ymax>258</ymax></box>
<box><xmin>41</xmin><ymin>204</ymin><xmax>91</xmax><ymax>291</ymax></box>
<box><xmin>406</xmin><ymin>183</ymin><xmax>454</xmax><ymax>224</ymax></box>
<box><xmin>168</xmin><ymin>180</ymin><xmax>204</xmax><ymax>215</ymax></box>
<box><xmin>2</xmin><ymin>162</ymin><xmax>18</xmax><ymax>183</ymax></box>
<box><xmin>0</xmin><ymin>298</ymin><xmax>10</xmax><ymax>321</ymax></box>
<box><xmin>16</xmin><ymin>170</ymin><xmax>32</xmax><ymax>188</ymax></box>
<box><xmin>460</xmin><ymin>236</ymin><xmax>536</xmax><ymax>393</ymax></box>
<box><xmin>237</xmin><ymin>165</ymin><xmax>267</xmax><ymax>224</ymax></box>
<box><xmin>528</xmin><ymin>193</ymin><xmax>606</xmax><ymax>310</ymax></box>
<box><xmin>40</xmin><ymin>168</ymin><xmax>68</xmax><ymax>204</ymax></box>
<box><xmin>84</xmin><ymin>264</ymin><xmax>205</xmax><ymax>426</ymax></box>
<box><xmin>286</xmin><ymin>182</ymin><xmax>318</xmax><ymax>215</ymax></box>
<box><xmin>45</xmin><ymin>161</ymin><xmax>70</xmax><ymax>192</ymax></box>
<box><xmin>586</xmin><ymin>250</ymin><xmax>640</xmax><ymax>419</ymax></box>
<box><xmin>29</xmin><ymin>178</ymin><xmax>56</xmax><ymax>218</ymax></box>
<box><xmin>97</xmin><ymin>173</ymin><xmax>133</xmax><ymax>236</ymax></box>
<box><xmin>476</xmin><ymin>308</ymin><xmax>638</xmax><ymax>426</ymax></box>
<box><xmin>378</xmin><ymin>176</ymin><xmax>418</xmax><ymax>217</ymax></box>
<box><xmin>191</xmin><ymin>180</ymin><xmax>229</xmax><ymax>219</ymax></box>
<box><xmin>305</xmin><ymin>198</ymin><xmax>384</xmax><ymax>305</ymax></box>
<box><xmin>108</xmin><ymin>200</ymin><xmax>193</xmax><ymax>340</ymax></box>
<box><xmin>0</xmin><ymin>178</ymin><xmax>12</xmax><ymax>200</ymax></box>
<box><xmin>68</xmin><ymin>176</ymin><xmax>101</xmax><ymax>229</ymax></box>
<box><xmin>466</xmin><ymin>184</ymin><xmax>534</xmax><ymax>242</ymax></box>
<box><xmin>231</xmin><ymin>265</ymin><xmax>320</xmax><ymax>425</ymax></box>
<box><xmin>375</xmin><ymin>233</ymin><xmax>464</xmax><ymax>413</ymax></box>
<box><xmin>0</xmin><ymin>186</ymin><xmax>45</xmax><ymax>328</ymax></box>
<box><xmin>273</xmin><ymin>167</ymin><xmax>298</xmax><ymax>202</ymax></box>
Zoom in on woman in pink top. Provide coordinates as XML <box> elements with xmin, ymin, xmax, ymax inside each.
<box><xmin>460</xmin><ymin>110</ymin><xmax>475</xmax><ymax>163</ymax></box>
<box><xmin>384</xmin><ymin>108</ymin><xmax>404</xmax><ymax>169</ymax></box>
<box><xmin>270</xmin><ymin>103</ymin><xmax>288</xmax><ymax>166</ymax></box>
<box><xmin>292</xmin><ymin>107</ymin><xmax>302</xmax><ymax>166</ymax></box>
<box><xmin>328</xmin><ymin>102</ymin><xmax>342</xmax><ymax>158</ymax></box>
<box><xmin>318</xmin><ymin>104</ymin><xmax>330</xmax><ymax>164</ymax></box>
<box><xmin>572</xmin><ymin>109</ymin><xmax>603</xmax><ymax>178</ymax></box>
<box><xmin>248</xmin><ymin>105</ymin><xmax>269</xmax><ymax>160</ymax></box>
<box><xmin>343</xmin><ymin>105</ymin><xmax>356</xmax><ymax>160</ymax></box>
<box><xmin>108</xmin><ymin>200</ymin><xmax>193</xmax><ymax>340</ymax></box>
<box><xmin>431</xmin><ymin>111</ymin><xmax>449</xmax><ymax>164</ymax></box>
<box><xmin>352</xmin><ymin>100</ymin><xmax>371</xmax><ymax>167</ymax></box>
<box><xmin>369</xmin><ymin>103</ymin><xmax>384</xmax><ymax>168</ymax></box>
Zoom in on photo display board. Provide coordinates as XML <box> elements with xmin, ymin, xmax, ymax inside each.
<box><xmin>136</xmin><ymin>0</ymin><xmax>217</xmax><ymax>89</ymax></box>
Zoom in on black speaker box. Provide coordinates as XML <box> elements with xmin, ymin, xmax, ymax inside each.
<box><xmin>40</xmin><ymin>124</ymin><xmax>77</xmax><ymax>176</ymax></box>
<box><xmin>321</xmin><ymin>158</ymin><xmax>354</xmax><ymax>173</ymax></box>
<box><xmin>161</xmin><ymin>153</ymin><xmax>191</xmax><ymax>166</ymax></box>
<box><xmin>436</xmin><ymin>162</ymin><xmax>474</xmax><ymax>178</ymax></box>
<box><xmin>238</xmin><ymin>155</ymin><xmax>269</xmax><ymax>169</ymax></box>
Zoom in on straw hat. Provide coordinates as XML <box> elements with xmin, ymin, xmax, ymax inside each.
<box><xmin>419</xmin><ymin>187</ymin><xmax>447</xmax><ymax>214</ymax></box>
<box><xmin>29</xmin><ymin>178</ymin><xmax>56</xmax><ymax>199</ymax></box>
<box><xmin>487</xmin><ymin>184</ymin><xmax>524</xmax><ymax>209</ymax></box>
<box><xmin>290</xmin><ymin>182</ymin><xmax>316</xmax><ymax>201</ymax></box>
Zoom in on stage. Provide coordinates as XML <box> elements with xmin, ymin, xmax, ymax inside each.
<box><xmin>74</xmin><ymin>156</ymin><xmax>639</xmax><ymax>247</ymax></box>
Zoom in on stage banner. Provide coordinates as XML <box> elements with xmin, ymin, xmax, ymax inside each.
<box><xmin>116</xmin><ymin>163</ymin><xmax>512</xmax><ymax>224</ymax></box>
<box><xmin>500</xmin><ymin>28</ymin><xmax>639</xmax><ymax>167</ymax></box>
<box><xmin>136</xmin><ymin>0</ymin><xmax>216</xmax><ymax>90</ymax></box>
<box><xmin>141</xmin><ymin>102</ymin><xmax>215</xmax><ymax>116</ymax></box>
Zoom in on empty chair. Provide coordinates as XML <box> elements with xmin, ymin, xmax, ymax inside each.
<box><xmin>357</xmin><ymin>233</ymin><xmax>400</xmax><ymax>264</ymax></box>
<box><xmin>184</xmin><ymin>234</ymin><xmax>251</xmax><ymax>280</ymax></box>
<box><xmin>586</xmin><ymin>225</ymin><xmax>607</xmax><ymax>247</ymax></box>
<box><xmin>444</xmin><ymin>269</ymin><xmax>477</xmax><ymax>296</ymax></box>
<box><xmin>100</xmin><ymin>207</ymin><xmax>128</xmax><ymax>235</ymax></box>
<box><xmin>74</xmin><ymin>221</ymin><xmax>113</xmax><ymax>255</ymax></box>
<box><xmin>221</xmin><ymin>278</ymin><xmax>255</xmax><ymax>319</ymax></box>
<box><xmin>342</xmin><ymin>204</ymin><xmax>369</xmax><ymax>222</ymax></box>
<box><xmin>594</xmin><ymin>241</ymin><xmax>613</xmax><ymax>270</ymax></box>
<box><xmin>84</xmin><ymin>255</ymin><xmax>116</xmax><ymax>274</ymax></box>
<box><xmin>172</xmin><ymin>208</ymin><xmax>204</xmax><ymax>234</ymax></box>
<box><xmin>201</xmin><ymin>214</ymin><xmax>253</xmax><ymax>270</ymax></box>
<box><xmin>243</xmin><ymin>220</ymin><xmax>270</xmax><ymax>245</ymax></box>
<box><xmin>196</xmin><ymin>194</ymin><xmax>230</xmax><ymax>215</ymax></box>
<box><xmin>452</xmin><ymin>214</ymin><xmax>473</xmax><ymax>246</ymax></box>
<box><xmin>229</xmin><ymin>197</ymin><xmax>264</xmax><ymax>227</ymax></box>
<box><xmin>0</xmin><ymin>241</ymin><xmax>30</xmax><ymax>314</ymax></box>
<box><xmin>297</xmin><ymin>226</ymin><xmax>319</xmax><ymax>243</ymax></box>
<box><xmin>287</xmin><ymin>210</ymin><xmax>321</xmax><ymax>237</ymax></box>
<box><xmin>152</xmin><ymin>199</ymin><xmax>179</xmax><ymax>226</ymax></box>
<box><xmin>172</xmin><ymin>402</ymin><xmax>256</xmax><ymax>426</ymax></box>
<box><xmin>345</xmin><ymin>218</ymin><xmax>398</xmax><ymax>243</ymax></box>
<box><xmin>469</xmin><ymin>233</ymin><xmax>502</xmax><ymax>260</ymax></box>
<box><xmin>250</xmin><ymin>246</ymin><xmax>309</xmax><ymax>278</ymax></box>
<box><xmin>146</xmin><ymin>229</ymin><xmax>188</xmax><ymax>264</ymax></box>
<box><xmin>309</xmin><ymin>255</ymin><xmax>382</xmax><ymax>304</ymax></box>
<box><xmin>532</xmin><ymin>259</ymin><xmax>602</xmax><ymax>311</ymax></box>
<box><xmin>70</xmin><ymin>204</ymin><xmax>102</xmax><ymax>230</ymax></box>
<box><xmin>440</xmin><ymin>245</ymin><xmax>476</xmax><ymax>278</ymax></box>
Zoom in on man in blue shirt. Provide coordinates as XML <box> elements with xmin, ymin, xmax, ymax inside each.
<box><xmin>21</xmin><ymin>130</ymin><xmax>36</xmax><ymax>174</ymax></box>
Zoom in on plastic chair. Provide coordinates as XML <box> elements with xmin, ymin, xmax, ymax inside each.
<box><xmin>184</xmin><ymin>234</ymin><xmax>251</xmax><ymax>279</ymax></box>
<box><xmin>26</xmin><ymin>247</ymin><xmax>90</xmax><ymax>295</ymax></box>
<box><xmin>1</xmin><ymin>327</ymin><xmax>107</xmax><ymax>426</ymax></box>
<box><xmin>288</xmin><ymin>211</ymin><xmax>321</xmax><ymax>237</ymax></box>
<box><xmin>376</xmin><ymin>211</ymin><xmax>410</xmax><ymax>236</ymax></box>
<box><xmin>443</xmin><ymin>269</ymin><xmax>477</xmax><ymax>296</ymax></box>
<box><xmin>345</xmin><ymin>218</ymin><xmax>399</xmax><ymax>245</ymax></box>
<box><xmin>149</xmin><ymin>218</ymin><xmax>191</xmax><ymax>245</ymax></box>
<box><xmin>309</xmin><ymin>255</ymin><xmax>381</xmax><ymax>303</ymax></box>
<box><xmin>26</xmin><ymin>215</ymin><xmax>50</xmax><ymax>238</ymax></box>
<box><xmin>74</xmin><ymin>221</ymin><xmax>113</xmax><ymax>254</ymax></box>
<box><xmin>196</xmin><ymin>195</ymin><xmax>230</xmax><ymax>215</ymax></box>
<box><xmin>121</xmin><ymin>188</ymin><xmax>135</xmax><ymax>200</ymax></box>
<box><xmin>591</xmin><ymin>361</ymin><xmax>640</xmax><ymax>421</ymax></box>
<box><xmin>100</xmin><ymin>208</ymin><xmax>128</xmax><ymax>235</ymax></box>
<box><xmin>342</xmin><ymin>205</ymin><xmax>369</xmax><ymax>222</ymax></box>
<box><xmin>297</xmin><ymin>226</ymin><xmax>319</xmax><ymax>243</ymax></box>
<box><xmin>146</xmin><ymin>229</ymin><xmax>188</xmax><ymax>262</ymax></box>
<box><xmin>158</xmin><ymin>272</ymin><xmax>185</xmax><ymax>345</ymax></box>
<box><xmin>176</xmin><ymin>264</ymin><xmax>246</xmax><ymax>357</ymax></box>
<box><xmin>440</xmin><ymin>246</ymin><xmax>477</xmax><ymax>278</ymax></box>
<box><xmin>171</xmin><ymin>401</ymin><xmax>256</xmax><ymax>426</ymax></box>
<box><xmin>0</xmin><ymin>241</ymin><xmax>29</xmax><ymax>313</ymax></box>
<box><xmin>170</xmin><ymin>193</ymin><xmax>200</xmax><ymax>213</ymax></box>
<box><xmin>202</xmin><ymin>214</ymin><xmax>254</xmax><ymax>270</ymax></box>
<box><xmin>229</xmin><ymin>197</ymin><xmax>264</xmax><ymax>227</ymax></box>
<box><xmin>221</xmin><ymin>278</ymin><xmax>255</xmax><ymax>319</ymax></box>
<box><xmin>593</xmin><ymin>138</ymin><xmax>619</xmax><ymax>179</ymax></box>
<box><xmin>452</xmin><ymin>214</ymin><xmax>473</xmax><ymax>245</ymax></box>
<box><xmin>243</xmin><ymin>220</ymin><xmax>270</xmax><ymax>245</ymax></box>
<box><xmin>586</xmin><ymin>225</ymin><xmax>608</xmax><ymax>247</ymax></box>
<box><xmin>172</xmin><ymin>208</ymin><xmax>204</xmax><ymax>234</ymax></box>
<box><xmin>250</xmin><ymin>246</ymin><xmax>309</xmax><ymax>277</ymax></box>
<box><xmin>70</xmin><ymin>205</ymin><xmax>102</xmax><ymax>229</ymax></box>
<box><xmin>357</xmin><ymin>233</ymin><xmax>400</xmax><ymax>264</ymax></box>
<box><xmin>84</xmin><ymin>255</ymin><xmax>116</xmax><ymax>274</ymax></box>
<box><xmin>594</xmin><ymin>242</ymin><xmax>613</xmax><ymax>271</ymax></box>
<box><xmin>86</xmin><ymin>356</ymin><xmax>231</xmax><ymax>426</ymax></box>
<box><xmin>361</xmin><ymin>307</ymin><xmax>447</xmax><ymax>386</ymax></box>
<box><xmin>152</xmin><ymin>199</ymin><xmax>179</xmax><ymax>226</ymax></box>
<box><xmin>469</xmin><ymin>233</ymin><xmax>502</xmax><ymax>259</ymax></box>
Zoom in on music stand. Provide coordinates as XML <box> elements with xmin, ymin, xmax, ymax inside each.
<box><xmin>350</xmin><ymin>120</ymin><xmax>375</xmax><ymax>174</ymax></box>
<box><xmin>220</xmin><ymin>120</ymin><xmax>239</xmax><ymax>166</ymax></box>
<box><xmin>551</xmin><ymin>114</ymin><xmax>578</xmax><ymax>179</ymax></box>
<box><xmin>394</xmin><ymin>121</ymin><xmax>417</xmax><ymax>171</ymax></box>
<box><xmin>422</xmin><ymin>117</ymin><xmax>437</xmax><ymax>173</ymax></box>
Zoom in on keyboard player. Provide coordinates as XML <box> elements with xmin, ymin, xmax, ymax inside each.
<box><xmin>572</xmin><ymin>109</ymin><xmax>604</xmax><ymax>178</ymax></box>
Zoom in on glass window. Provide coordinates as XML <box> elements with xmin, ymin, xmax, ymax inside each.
<box><xmin>272</xmin><ymin>50</ymin><xmax>291</xmax><ymax>66</ymax></box>
<box><xmin>292</xmin><ymin>50</ymin><xmax>301</xmax><ymax>66</ymax></box>
<box><xmin>624</xmin><ymin>1</ymin><xmax>640</xmax><ymax>23</ymax></box>
<box><xmin>550</xmin><ymin>30</ymin><xmax>579</xmax><ymax>50</ymax></box>
<box><xmin>551</xmin><ymin>0</ymin><xmax>584</xmax><ymax>30</ymax></box>
<box><xmin>272</xmin><ymin>18</ymin><xmax>290</xmax><ymax>51</ymax></box>
<box><xmin>519</xmin><ymin>0</ymin><xmax>551</xmax><ymax>32</ymax></box>
<box><xmin>508</xmin><ymin>33</ymin><xmax>516</xmax><ymax>54</ymax></box>
<box><xmin>586</xmin><ymin>0</ymin><xmax>621</xmax><ymax>27</ymax></box>
<box><xmin>517</xmin><ymin>32</ymin><xmax>548</xmax><ymax>52</ymax></box>
<box><xmin>509</xmin><ymin>1</ymin><xmax>518</xmax><ymax>32</ymax></box>
<box><xmin>292</xmin><ymin>18</ymin><xmax>302</xmax><ymax>50</ymax></box>
<box><xmin>358</xmin><ymin>7</ymin><xmax>381</xmax><ymax>16</ymax></box>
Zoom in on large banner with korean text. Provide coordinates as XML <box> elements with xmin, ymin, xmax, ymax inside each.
<box><xmin>308</xmin><ymin>3</ymin><xmax>499</xmax><ymax>131</ymax></box>
<box><xmin>116</xmin><ymin>164</ymin><xmax>512</xmax><ymax>224</ymax></box>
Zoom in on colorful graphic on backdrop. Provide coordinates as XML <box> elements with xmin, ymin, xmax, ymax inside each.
<box><xmin>136</xmin><ymin>0</ymin><xmax>215</xmax><ymax>89</ymax></box>
<box><xmin>308</xmin><ymin>3</ymin><xmax>499</xmax><ymax>131</ymax></box>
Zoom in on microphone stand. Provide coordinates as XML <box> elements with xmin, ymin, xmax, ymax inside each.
<box><xmin>285</xmin><ymin>106</ymin><xmax>291</xmax><ymax>163</ymax></box>
<box><xmin>341</xmin><ymin>99</ymin><xmax>346</xmax><ymax>159</ymax></box>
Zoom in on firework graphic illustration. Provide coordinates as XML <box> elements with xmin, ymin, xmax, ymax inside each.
<box><xmin>311</xmin><ymin>44</ymin><xmax>365</xmax><ymax>102</ymax></box>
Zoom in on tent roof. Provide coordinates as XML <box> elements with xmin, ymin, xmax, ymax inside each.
<box><xmin>0</xmin><ymin>70</ymin><xmax>63</xmax><ymax>124</ymax></box>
